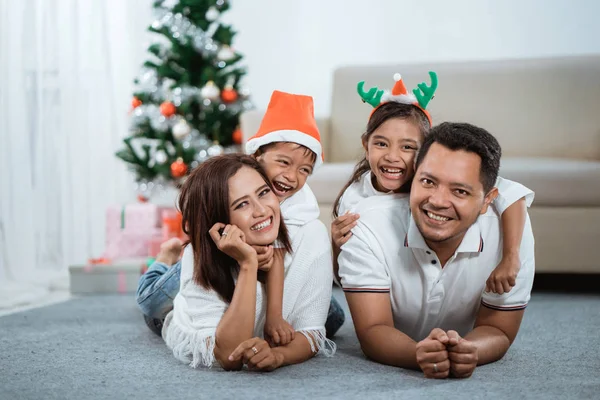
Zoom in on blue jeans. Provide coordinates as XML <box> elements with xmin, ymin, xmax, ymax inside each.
<box><xmin>136</xmin><ymin>260</ymin><xmax>345</xmax><ymax>338</ymax></box>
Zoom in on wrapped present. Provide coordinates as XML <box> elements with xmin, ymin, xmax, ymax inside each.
<box><xmin>103</xmin><ymin>203</ymin><xmax>186</xmax><ymax>260</ymax></box>
<box><xmin>161</xmin><ymin>208</ymin><xmax>187</xmax><ymax>241</ymax></box>
<box><xmin>104</xmin><ymin>228</ymin><xmax>162</xmax><ymax>259</ymax></box>
<box><xmin>104</xmin><ymin>202</ymin><xmax>164</xmax><ymax>259</ymax></box>
<box><xmin>105</xmin><ymin>203</ymin><xmax>162</xmax><ymax>236</ymax></box>
<box><xmin>147</xmin><ymin>234</ymin><xmax>164</xmax><ymax>258</ymax></box>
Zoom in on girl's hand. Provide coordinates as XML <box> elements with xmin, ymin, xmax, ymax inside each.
<box><xmin>228</xmin><ymin>337</ymin><xmax>284</xmax><ymax>372</ymax></box>
<box><xmin>485</xmin><ymin>253</ymin><xmax>520</xmax><ymax>294</ymax></box>
<box><xmin>209</xmin><ymin>223</ymin><xmax>257</xmax><ymax>266</ymax></box>
<box><xmin>331</xmin><ymin>211</ymin><xmax>360</xmax><ymax>248</ymax></box>
<box><xmin>264</xmin><ymin>315</ymin><xmax>295</xmax><ymax>346</ymax></box>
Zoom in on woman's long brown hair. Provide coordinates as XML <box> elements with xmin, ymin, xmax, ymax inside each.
<box><xmin>332</xmin><ymin>102</ymin><xmax>431</xmax><ymax>217</ymax></box>
<box><xmin>178</xmin><ymin>154</ymin><xmax>292</xmax><ymax>303</ymax></box>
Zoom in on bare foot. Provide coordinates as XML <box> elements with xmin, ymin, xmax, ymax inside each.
<box><xmin>155</xmin><ymin>238</ymin><xmax>183</xmax><ymax>266</ymax></box>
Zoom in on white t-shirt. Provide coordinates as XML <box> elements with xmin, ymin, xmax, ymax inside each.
<box><xmin>338</xmin><ymin>194</ymin><xmax>535</xmax><ymax>341</ymax></box>
<box><xmin>336</xmin><ymin>171</ymin><xmax>535</xmax><ymax>217</ymax></box>
<box><xmin>163</xmin><ymin>219</ymin><xmax>336</xmax><ymax>368</ymax></box>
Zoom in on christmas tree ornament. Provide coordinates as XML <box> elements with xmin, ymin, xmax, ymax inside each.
<box><xmin>132</xmin><ymin>97</ymin><xmax>142</xmax><ymax>109</ymax></box>
<box><xmin>205</xmin><ymin>6</ymin><xmax>220</xmax><ymax>21</ymax></box>
<box><xmin>217</xmin><ymin>45</ymin><xmax>235</xmax><ymax>62</ymax></box>
<box><xmin>238</xmin><ymin>86</ymin><xmax>251</xmax><ymax>99</ymax></box>
<box><xmin>172</xmin><ymin>119</ymin><xmax>192</xmax><ymax>140</ymax></box>
<box><xmin>155</xmin><ymin>150</ymin><xmax>168</xmax><ymax>164</ymax></box>
<box><xmin>170</xmin><ymin>158</ymin><xmax>188</xmax><ymax>178</ymax></box>
<box><xmin>200</xmin><ymin>81</ymin><xmax>220</xmax><ymax>101</ymax></box>
<box><xmin>160</xmin><ymin>101</ymin><xmax>176</xmax><ymax>117</ymax></box>
<box><xmin>150</xmin><ymin>115</ymin><xmax>169</xmax><ymax>133</ymax></box>
<box><xmin>195</xmin><ymin>149</ymin><xmax>209</xmax><ymax>163</ymax></box>
<box><xmin>207</xmin><ymin>141</ymin><xmax>224</xmax><ymax>157</ymax></box>
<box><xmin>221</xmin><ymin>85</ymin><xmax>238</xmax><ymax>103</ymax></box>
<box><xmin>232</xmin><ymin>127</ymin><xmax>242</xmax><ymax>144</ymax></box>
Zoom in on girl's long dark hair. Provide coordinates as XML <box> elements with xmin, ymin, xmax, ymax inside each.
<box><xmin>332</xmin><ymin>102</ymin><xmax>431</xmax><ymax>217</ymax></box>
<box><xmin>178</xmin><ymin>154</ymin><xmax>292</xmax><ymax>303</ymax></box>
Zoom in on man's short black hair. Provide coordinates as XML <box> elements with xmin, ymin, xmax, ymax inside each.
<box><xmin>414</xmin><ymin>122</ymin><xmax>502</xmax><ymax>193</ymax></box>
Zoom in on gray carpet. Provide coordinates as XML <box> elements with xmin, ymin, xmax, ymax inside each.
<box><xmin>1</xmin><ymin>288</ymin><xmax>599</xmax><ymax>400</ymax></box>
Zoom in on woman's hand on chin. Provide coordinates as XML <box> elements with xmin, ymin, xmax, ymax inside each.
<box><xmin>209</xmin><ymin>223</ymin><xmax>258</xmax><ymax>267</ymax></box>
<box><xmin>228</xmin><ymin>337</ymin><xmax>284</xmax><ymax>372</ymax></box>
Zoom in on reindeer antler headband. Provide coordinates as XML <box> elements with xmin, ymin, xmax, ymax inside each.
<box><xmin>357</xmin><ymin>71</ymin><xmax>438</xmax><ymax>124</ymax></box>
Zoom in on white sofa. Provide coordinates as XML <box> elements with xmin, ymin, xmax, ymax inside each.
<box><xmin>240</xmin><ymin>55</ymin><xmax>600</xmax><ymax>273</ymax></box>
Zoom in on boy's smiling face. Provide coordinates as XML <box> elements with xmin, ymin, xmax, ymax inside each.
<box><xmin>255</xmin><ymin>142</ymin><xmax>316</xmax><ymax>202</ymax></box>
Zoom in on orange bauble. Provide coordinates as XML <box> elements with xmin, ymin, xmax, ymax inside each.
<box><xmin>221</xmin><ymin>87</ymin><xmax>238</xmax><ymax>103</ymax></box>
<box><xmin>160</xmin><ymin>101</ymin><xmax>176</xmax><ymax>117</ymax></box>
<box><xmin>232</xmin><ymin>128</ymin><xmax>242</xmax><ymax>144</ymax></box>
<box><xmin>132</xmin><ymin>97</ymin><xmax>142</xmax><ymax>109</ymax></box>
<box><xmin>170</xmin><ymin>158</ymin><xmax>188</xmax><ymax>178</ymax></box>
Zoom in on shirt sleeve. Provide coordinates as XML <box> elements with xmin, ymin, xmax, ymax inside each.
<box><xmin>481</xmin><ymin>215</ymin><xmax>535</xmax><ymax>310</ymax></box>
<box><xmin>163</xmin><ymin>246</ymin><xmax>227</xmax><ymax>368</ymax></box>
<box><xmin>285</xmin><ymin>223</ymin><xmax>337</xmax><ymax>356</ymax></box>
<box><xmin>338</xmin><ymin>222</ymin><xmax>391</xmax><ymax>293</ymax></box>
<box><xmin>493</xmin><ymin>176</ymin><xmax>535</xmax><ymax>215</ymax></box>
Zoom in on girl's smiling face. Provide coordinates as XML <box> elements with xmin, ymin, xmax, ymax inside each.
<box><xmin>364</xmin><ymin>117</ymin><xmax>424</xmax><ymax>192</ymax></box>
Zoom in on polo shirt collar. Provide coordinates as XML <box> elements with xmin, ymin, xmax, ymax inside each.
<box><xmin>404</xmin><ymin>214</ymin><xmax>484</xmax><ymax>253</ymax></box>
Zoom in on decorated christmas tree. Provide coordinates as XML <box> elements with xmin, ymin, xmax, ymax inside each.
<box><xmin>116</xmin><ymin>0</ymin><xmax>251</xmax><ymax>199</ymax></box>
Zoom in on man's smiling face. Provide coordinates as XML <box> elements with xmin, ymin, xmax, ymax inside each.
<box><xmin>410</xmin><ymin>143</ymin><xmax>496</xmax><ymax>249</ymax></box>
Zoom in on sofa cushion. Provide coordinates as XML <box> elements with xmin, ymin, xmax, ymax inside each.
<box><xmin>499</xmin><ymin>158</ymin><xmax>600</xmax><ymax>207</ymax></box>
<box><xmin>308</xmin><ymin>158</ymin><xmax>600</xmax><ymax>207</ymax></box>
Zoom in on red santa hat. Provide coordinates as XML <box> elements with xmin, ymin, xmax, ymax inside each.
<box><xmin>246</xmin><ymin>90</ymin><xmax>323</xmax><ymax>168</ymax></box>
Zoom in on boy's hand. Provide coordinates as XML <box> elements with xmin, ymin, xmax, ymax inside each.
<box><xmin>331</xmin><ymin>212</ymin><xmax>360</xmax><ymax>248</ymax></box>
<box><xmin>485</xmin><ymin>253</ymin><xmax>520</xmax><ymax>294</ymax></box>
<box><xmin>264</xmin><ymin>315</ymin><xmax>295</xmax><ymax>346</ymax></box>
<box><xmin>252</xmin><ymin>245</ymin><xmax>274</xmax><ymax>272</ymax></box>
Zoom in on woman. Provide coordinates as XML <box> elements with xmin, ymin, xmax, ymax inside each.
<box><xmin>163</xmin><ymin>154</ymin><xmax>335</xmax><ymax>371</ymax></box>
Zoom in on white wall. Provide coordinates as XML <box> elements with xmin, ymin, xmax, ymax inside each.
<box><xmin>214</xmin><ymin>0</ymin><xmax>600</xmax><ymax>116</ymax></box>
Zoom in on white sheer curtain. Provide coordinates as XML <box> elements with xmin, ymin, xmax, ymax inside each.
<box><xmin>0</xmin><ymin>0</ymin><xmax>154</xmax><ymax>309</ymax></box>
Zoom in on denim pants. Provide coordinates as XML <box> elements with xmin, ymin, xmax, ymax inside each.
<box><xmin>136</xmin><ymin>260</ymin><xmax>346</xmax><ymax>338</ymax></box>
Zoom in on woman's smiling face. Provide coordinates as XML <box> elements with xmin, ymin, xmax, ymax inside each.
<box><xmin>227</xmin><ymin>166</ymin><xmax>282</xmax><ymax>246</ymax></box>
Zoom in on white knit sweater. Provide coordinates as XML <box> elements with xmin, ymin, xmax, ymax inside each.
<box><xmin>162</xmin><ymin>218</ymin><xmax>337</xmax><ymax>368</ymax></box>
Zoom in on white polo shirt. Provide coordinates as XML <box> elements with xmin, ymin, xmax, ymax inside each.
<box><xmin>338</xmin><ymin>194</ymin><xmax>535</xmax><ymax>341</ymax></box>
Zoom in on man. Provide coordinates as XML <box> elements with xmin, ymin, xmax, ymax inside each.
<box><xmin>338</xmin><ymin>122</ymin><xmax>535</xmax><ymax>379</ymax></box>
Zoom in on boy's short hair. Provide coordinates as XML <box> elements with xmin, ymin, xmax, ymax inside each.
<box><xmin>253</xmin><ymin>142</ymin><xmax>317</xmax><ymax>167</ymax></box>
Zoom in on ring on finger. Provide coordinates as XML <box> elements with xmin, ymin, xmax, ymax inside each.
<box><xmin>221</xmin><ymin>231</ymin><xmax>228</xmax><ymax>237</ymax></box>
<box><xmin>251</xmin><ymin>346</ymin><xmax>259</xmax><ymax>355</ymax></box>
<box><xmin>433</xmin><ymin>363</ymin><xmax>438</xmax><ymax>373</ymax></box>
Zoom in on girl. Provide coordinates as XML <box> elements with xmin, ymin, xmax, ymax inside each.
<box><xmin>332</xmin><ymin>72</ymin><xmax>534</xmax><ymax>294</ymax></box>
<box><xmin>163</xmin><ymin>154</ymin><xmax>335</xmax><ymax>371</ymax></box>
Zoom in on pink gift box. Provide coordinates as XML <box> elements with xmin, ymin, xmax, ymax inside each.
<box><xmin>104</xmin><ymin>203</ymin><xmax>169</xmax><ymax>260</ymax></box>
<box><xmin>104</xmin><ymin>228</ymin><xmax>162</xmax><ymax>259</ymax></box>
<box><xmin>105</xmin><ymin>203</ymin><xmax>162</xmax><ymax>236</ymax></box>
